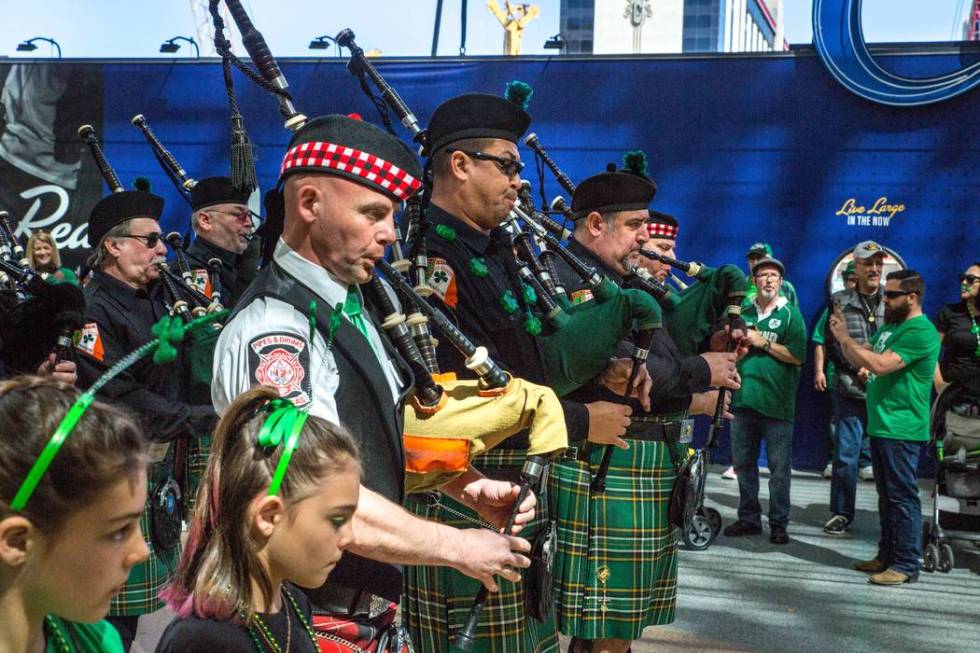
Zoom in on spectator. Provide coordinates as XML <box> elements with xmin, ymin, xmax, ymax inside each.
<box><xmin>745</xmin><ymin>242</ymin><xmax>798</xmax><ymax>306</ymax></box>
<box><xmin>723</xmin><ymin>257</ymin><xmax>806</xmax><ymax>545</ymax></box>
<box><xmin>829</xmin><ymin>269</ymin><xmax>940</xmax><ymax>585</ymax></box>
<box><xmin>934</xmin><ymin>262</ymin><xmax>980</xmax><ymax>399</ymax></box>
<box><xmin>823</xmin><ymin>240</ymin><xmax>887</xmax><ymax>536</ymax></box>
<box><xmin>813</xmin><ymin>261</ymin><xmax>871</xmax><ymax>479</ymax></box>
<box><xmin>26</xmin><ymin>230</ymin><xmax>79</xmax><ymax>285</ymax></box>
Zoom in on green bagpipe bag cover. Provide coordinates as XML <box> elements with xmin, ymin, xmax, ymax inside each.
<box><xmin>537</xmin><ymin>277</ymin><xmax>663</xmax><ymax>397</ymax></box>
<box><xmin>663</xmin><ymin>264</ymin><xmax>748</xmax><ymax>357</ymax></box>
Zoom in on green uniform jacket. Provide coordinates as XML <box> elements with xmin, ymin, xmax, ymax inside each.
<box><xmin>866</xmin><ymin>314</ymin><xmax>941</xmax><ymax>441</ymax></box>
<box><xmin>733</xmin><ymin>297</ymin><xmax>807</xmax><ymax>422</ymax></box>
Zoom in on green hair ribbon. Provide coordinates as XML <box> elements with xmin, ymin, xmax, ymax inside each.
<box><xmin>9</xmin><ymin>310</ymin><xmax>228</xmax><ymax>511</ymax></box>
<box><xmin>256</xmin><ymin>399</ymin><xmax>310</xmax><ymax>496</ymax></box>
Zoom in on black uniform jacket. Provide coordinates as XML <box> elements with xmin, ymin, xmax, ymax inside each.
<box><xmin>76</xmin><ymin>270</ymin><xmax>215</xmax><ymax>442</ymax></box>
<box><xmin>422</xmin><ymin>203</ymin><xmax>589</xmax><ymax>445</ymax></box>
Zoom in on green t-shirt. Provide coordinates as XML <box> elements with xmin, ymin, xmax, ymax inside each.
<box><xmin>866</xmin><ymin>314</ymin><xmax>941</xmax><ymax>441</ymax></box>
<box><xmin>811</xmin><ymin>306</ymin><xmax>837</xmax><ymax>388</ymax></box>
<box><xmin>733</xmin><ymin>298</ymin><xmax>808</xmax><ymax>421</ymax></box>
<box><xmin>45</xmin><ymin>616</ymin><xmax>124</xmax><ymax>652</ymax></box>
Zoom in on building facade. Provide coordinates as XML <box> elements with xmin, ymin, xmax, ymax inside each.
<box><xmin>560</xmin><ymin>0</ymin><xmax>785</xmax><ymax>55</ymax></box>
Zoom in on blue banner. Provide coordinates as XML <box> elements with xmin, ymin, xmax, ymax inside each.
<box><xmin>4</xmin><ymin>50</ymin><xmax>977</xmax><ymax>469</ymax></box>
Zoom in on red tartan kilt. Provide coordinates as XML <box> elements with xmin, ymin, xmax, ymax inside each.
<box><xmin>312</xmin><ymin>605</ymin><xmax>412</xmax><ymax>653</ymax></box>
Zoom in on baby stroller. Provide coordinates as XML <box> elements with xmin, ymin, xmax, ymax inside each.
<box><xmin>922</xmin><ymin>385</ymin><xmax>980</xmax><ymax>573</ymax></box>
<box><xmin>670</xmin><ymin>420</ymin><xmax>722</xmax><ymax>551</ymax></box>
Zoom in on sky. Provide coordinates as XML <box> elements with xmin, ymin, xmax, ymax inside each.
<box><xmin>0</xmin><ymin>0</ymin><xmax>974</xmax><ymax>59</ymax></box>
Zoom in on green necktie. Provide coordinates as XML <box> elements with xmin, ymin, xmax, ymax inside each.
<box><xmin>343</xmin><ymin>288</ymin><xmax>372</xmax><ymax>343</ymax></box>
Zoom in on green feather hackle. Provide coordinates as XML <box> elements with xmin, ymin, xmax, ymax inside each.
<box><xmin>133</xmin><ymin>176</ymin><xmax>151</xmax><ymax>192</ymax></box>
<box><xmin>504</xmin><ymin>80</ymin><xmax>533</xmax><ymax>110</ymax></box>
<box><xmin>623</xmin><ymin>150</ymin><xmax>648</xmax><ymax>178</ymax></box>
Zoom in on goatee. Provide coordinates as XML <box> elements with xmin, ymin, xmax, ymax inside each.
<box><xmin>884</xmin><ymin>302</ymin><xmax>911</xmax><ymax>324</ymax></box>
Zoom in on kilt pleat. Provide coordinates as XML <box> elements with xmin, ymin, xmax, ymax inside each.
<box><xmin>549</xmin><ymin>441</ymin><xmax>677</xmax><ymax>641</ymax></box>
<box><xmin>401</xmin><ymin>449</ymin><xmax>559</xmax><ymax>653</ymax></box>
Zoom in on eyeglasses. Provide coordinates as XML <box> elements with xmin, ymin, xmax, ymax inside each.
<box><xmin>207</xmin><ymin>207</ymin><xmax>253</xmax><ymax>223</ymax></box>
<box><xmin>960</xmin><ymin>274</ymin><xmax>980</xmax><ymax>285</ymax></box>
<box><xmin>883</xmin><ymin>290</ymin><xmax>915</xmax><ymax>299</ymax></box>
<box><xmin>447</xmin><ymin>149</ymin><xmax>525</xmax><ymax>177</ymax></box>
<box><xmin>754</xmin><ymin>272</ymin><xmax>782</xmax><ymax>280</ymax></box>
<box><xmin>119</xmin><ymin>232</ymin><xmax>163</xmax><ymax>248</ymax></box>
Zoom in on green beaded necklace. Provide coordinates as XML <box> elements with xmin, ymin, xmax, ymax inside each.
<box><xmin>43</xmin><ymin>616</ymin><xmax>73</xmax><ymax>653</ymax></box>
<box><xmin>967</xmin><ymin>302</ymin><xmax>980</xmax><ymax>357</ymax></box>
<box><xmin>246</xmin><ymin>586</ymin><xmax>317</xmax><ymax>653</ymax></box>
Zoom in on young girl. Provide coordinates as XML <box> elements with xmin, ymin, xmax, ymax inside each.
<box><xmin>0</xmin><ymin>376</ymin><xmax>149</xmax><ymax>652</ymax></box>
<box><xmin>158</xmin><ymin>385</ymin><xmax>361</xmax><ymax>652</ymax></box>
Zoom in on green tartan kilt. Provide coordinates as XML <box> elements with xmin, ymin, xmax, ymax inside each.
<box><xmin>401</xmin><ymin>449</ymin><xmax>560</xmax><ymax>653</ymax></box>
<box><xmin>549</xmin><ymin>440</ymin><xmax>678</xmax><ymax>641</ymax></box>
<box><xmin>109</xmin><ymin>456</ymin><xmax>181</xmax><ymax>617</ymax></box>
<box><xmin>183</xmin><ymin>434</ymin><xmax>212</xmax><ymax>512</ymax></box>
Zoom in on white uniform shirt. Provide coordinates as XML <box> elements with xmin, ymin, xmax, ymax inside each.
<box><xmin>212</xmin><ymin>238</ymin><xmax>403</xmax><ymax>422</ymax></box>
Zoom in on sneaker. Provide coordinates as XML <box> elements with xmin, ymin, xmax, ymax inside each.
<box><xmin>823</xmin><ymin>515</ymin><xmax>849</xmax><ymax>536</ymax></box>
<box><xmin>822</xmin><ymin>462</ymin><xmax>833</xmax><ymax>479</ymax></box>
<box><xmin>869</xmin><ymin>568</ymin><xmax>918</xmax><ymax>585</ymax></box>
<box><xmin>854</xmin><ymin>558</ymin><xmax>888</xmax><ymax>573</ymax></box>
<box><xmin>723</xmin><ymin>520</ymin><xmax>763</xmax><ymax>537</ymax></box>
<box><xmin>859</xmin><ymin>466</ymin><xmax>875</xmax><ymax>481</ymax></box>
<box><xmin>721</xmin><ymin>466</ymin><xmax>737</xmax><ymax>480</ymax></box>
<box><xmin>770</xmin><ymin>524</ymin><xmax>789</xmax><ymax>544</ymax></box>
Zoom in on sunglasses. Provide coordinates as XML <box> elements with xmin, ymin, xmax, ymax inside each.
<box><xmin>960</xmin><ymin>274</ymin><xmax>980</xmax><ymax>285</ymax></box>
<box><xmin>883</xmin><ymin>290</ymin><xmax>915</xmax><ymax>299</ymax></box>
<box><xmin>119</xmin><ymin>232</ymin><xmax>163</xmax><ymax>248</ymax></box>
<box><xmin>447</xmin><ymin>148</ymin><xmax>525</xmax><ymax>177</ymax></box>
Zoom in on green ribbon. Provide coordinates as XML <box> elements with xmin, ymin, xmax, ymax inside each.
<box><xmin>524</xmin><ymin>313</ymin><xmax>543</xmax><ymax>336</ymax></box>
<box><xmin>500</xmin><ymin>289</ymin><xmax>519</xmax><ymax>314</ymax></box>
<box><xmin>522</xmin><ymin>282</ymin><xmax>537</xmax><ymax>306</ymax></box>
<box><xmin>468</xmin><ymin>257</ymin><xmax>489</xmax><ymax>277</ymax></box>
<box><xmin>257</xmin><ymin>399</ymin><xmax>310</xmax><ymax>496</ymax></box>
<box><xmin>10</xmin><ymin>310</ymin><xmax>228</xmax><ymax>512</ymax></box>
<box><xmin>434</xmin><ymin>224</ymin><xmax>457</xmax><ymax>242</ymax></box>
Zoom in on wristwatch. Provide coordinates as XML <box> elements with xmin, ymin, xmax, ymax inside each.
<box><xmin>763</xmin><ymin>341</ymin><xmax>772</xmax><ymax>353</ymax></box>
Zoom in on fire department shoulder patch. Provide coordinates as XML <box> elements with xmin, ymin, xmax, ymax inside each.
<box><xmin>248</xmin><ymin>332</ymin><xmax>312</xmax><ymax>408</ymax></box>
<box><xmin>74</xmin><ymin>323</ymin><xmax>104</xmax><ymax>361</ymax></box>
<box><xmin>426</xmin><ymin>257</ymin><xmax>458</xmax><ymax>309</ymax></box>
<box><xmin>189</xmin><ymin>269</ymin><xmax>212</xmax><ymax>298</ymax></box>
<box><xmin>570</xmin><ymin>288</ymin><xmax>594</xmax><ymax>305</ymax></box>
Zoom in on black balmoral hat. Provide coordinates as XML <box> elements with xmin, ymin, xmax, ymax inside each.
<box><xmin>88</xmin><ymin>191</ymin><xmax>164</xmax><ymax>245</ymax></box>
<box><xmin>423</xmin><ymin>93</ymin><xmax>531</xmax><ymax>157</ymax></box>
<box><xmin>571</xmin><ymin>172</ymin><xmax>657</xmax><ymax>219</ymax></box>
<box><xmin>190</xmin><ymin>177</ymin><xmax>251</xmax><ymax>211</ymax></box>
<box><xmin>279</xmin><ymin>114</ymin><xmax>422</xmax><ymax>202</ymax></box>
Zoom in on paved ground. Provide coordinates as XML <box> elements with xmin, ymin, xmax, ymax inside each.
<box><xmin>133</xmin><ymin>467</ymin><xmax>980</xmax><ymax>652</ymax></box>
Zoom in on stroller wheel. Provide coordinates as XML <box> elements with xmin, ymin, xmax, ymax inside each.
<box><xmin>703</xmin><ymin>507</ymin><xmax>722</xmax><ymax>537</ymax></box>
<box><xmin>683</xmin><ymin>513</ymin><xmax>714</xmax><ymax>551</ymax></box>
<box><xmin>938</xmin><ymin>543</ymin><xmax>955</xmax><ymax>573</ymax></box>
<box><xmin>923</xmin><ymin>543</ymin><xmax>938</xmax><ymax>573</ymax></box>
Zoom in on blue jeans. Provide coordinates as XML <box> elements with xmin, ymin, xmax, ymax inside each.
<box><xmin>731</xmin><ymin>408</ymin><xmax>794</xmax><ymax>528</ymax></box>
<box><xmin>870</xmin><ymin>437</ymin><xmax>924</xmax><ymax>576</ymax></box>
<box><xmin>828</xmin><ymin>392</ymin><xmax>872</xmax><ymax>467</ymax></box>
<box><xmin>830</xmin><ymin>395</ymin><xmax>867</xmax><ymax>522</ymax></box>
